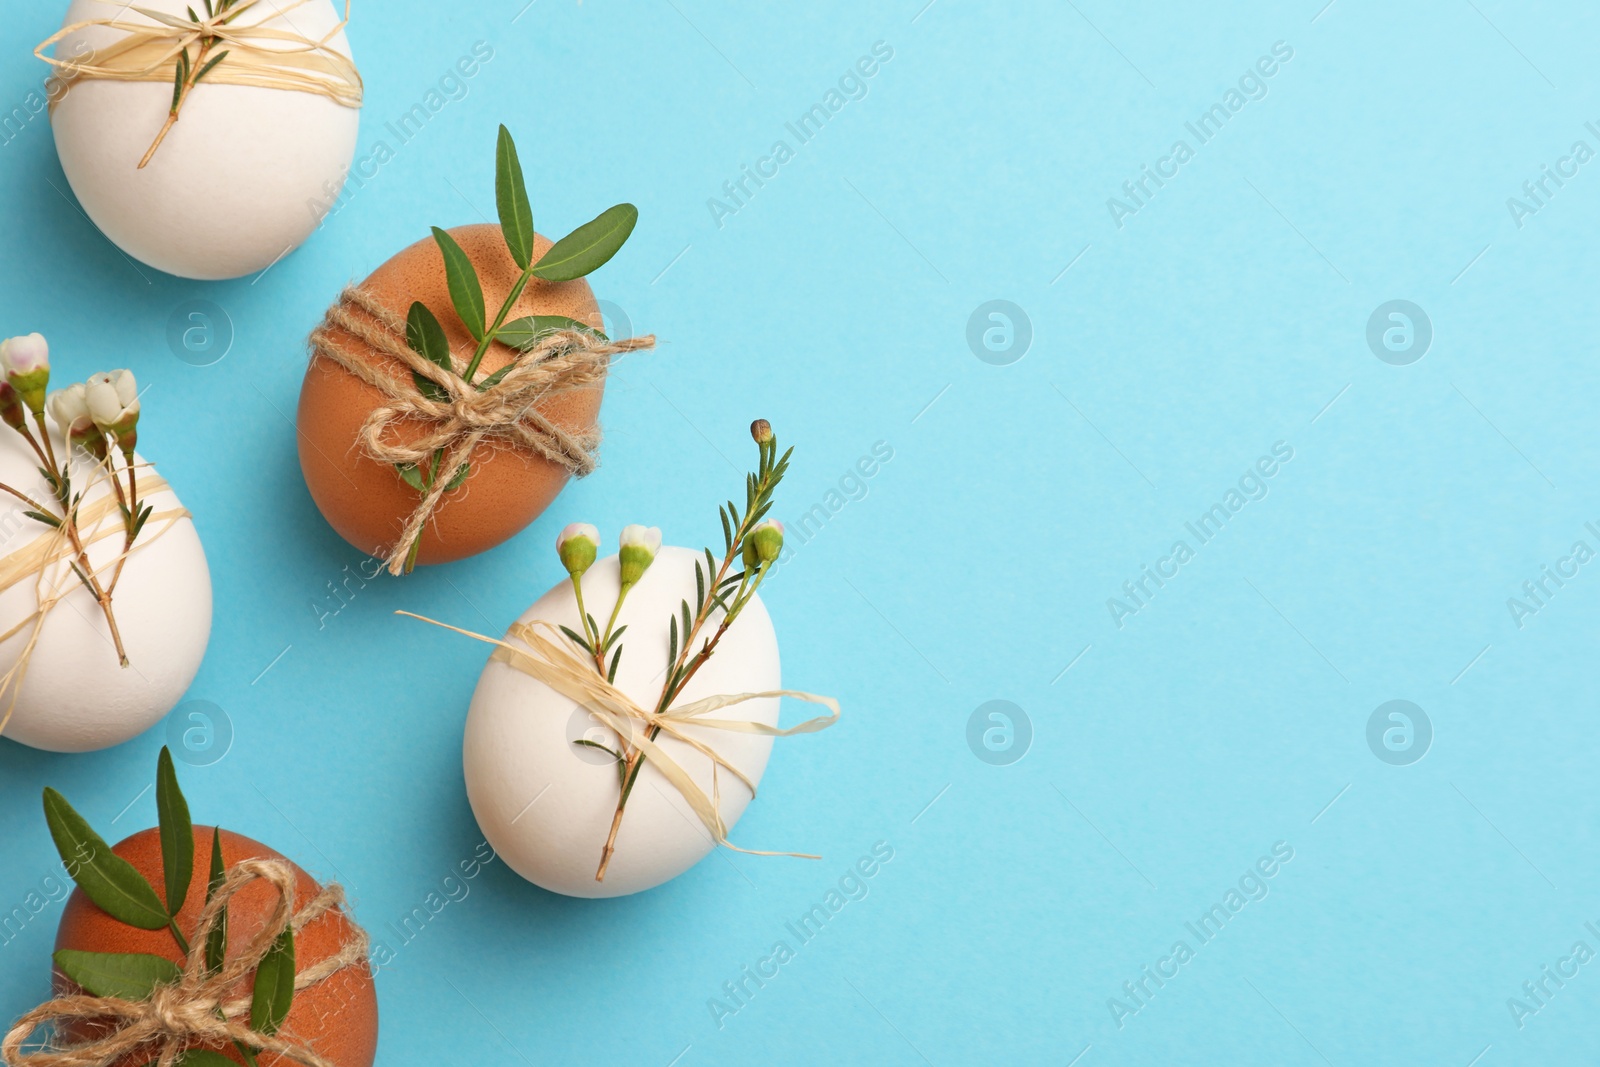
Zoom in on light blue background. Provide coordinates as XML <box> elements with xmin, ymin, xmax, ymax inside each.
<box><xmin>3</xmin><ymin>1</ymin><xmax>1599</xmax><ymax>1064</ymax></box>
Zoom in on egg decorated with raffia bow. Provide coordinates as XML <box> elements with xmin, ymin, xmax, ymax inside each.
<box><xmin>43</xmin><ymin>0</ymin><xmax>361</xmax><ymax>279</ymax></box>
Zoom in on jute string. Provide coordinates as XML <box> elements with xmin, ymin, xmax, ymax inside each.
<box><xmin>2</xmin><ymin>858</ymin><xmax>369</xmax><ymax>1067</ymax></box>
<box><xmin>0</xmin><ymin>467</ymin><xmax>188</xmax><ymax>739</ymax></box>
<box><xmin>35</xmin><ymin>0</ymin><xmax>362</xmax><ymax>114</ymax></box>
<box><xmin>399</xmin><ymin>614</ymin><xmax>840</xmax><ymax>858</ymax></box>
<box><xmin>310</xmin><ymin>285</ymin><xmax>655</xmax><ymax>575</ymax></box>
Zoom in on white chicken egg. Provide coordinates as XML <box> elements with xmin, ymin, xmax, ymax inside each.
<box><xmin>463</xmin><ymin>546</ymin><xmax>784</xmax><ymax>898</ymax></box>
<box><xmin>47</xmin><ymin>0</ymin><xmax>360</xmax><ymax>280</ymax></box>
<box><xmin>0</xmin><ymin>423</ymin><xmax>212</xmax><ymax>753</ymax></box>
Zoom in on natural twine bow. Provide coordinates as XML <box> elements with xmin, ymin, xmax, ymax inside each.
<box><xmin>1</xmin><ymin>858</ymin><xmax>369</xmax><ymax>1067</ymax></box>
<box><xmin>400</xmin><ymin>614</ymin><xmax>840</xmax><ymax>857</ymax></box>
<box><xmin>35</xmin><ymin>0</ymin><xmax>363</xmax><ymax>167</ymax></box>
<box><xmin>0</xmin><ymin>470</ymin><xmax>188</xmax><ymax>740</ymax></box>
<box><xmin>311</xmin><ymin>286</ymin><xmax>655</xmax><ymax>576</ymax></box>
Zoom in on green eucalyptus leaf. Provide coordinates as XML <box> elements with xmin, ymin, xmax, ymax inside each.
<box><xmin>495</xmin><ymin>125</ymin><xmax>535</xmax><ymax>270</ymax></box>
<box><xmin>43</xmin><ymin>788</ymin><xmax>168</xmax><ymax>930</ymax></box>
<box><xmin>432</xmin><ymin>227</ymin><xmax>486</xmax><ymax>341</ymax></box>
<box><xmin>530</xmin><ymin>203</ymin><xmax>638</xmax><ymax>282</ymax></box>
<box><xmin>250</xmin><ymin>926</ymin><xmax>295</xmax><ymax>1036</ymax></box>
<box><xmin>176</xmin><ymin>1052</ymin><xmax>242</xmax><ymax>1067</ymax></box>
<box><xmin>475</xmin><ymin>364</ymin><xmax>513</xmax><ymax>391</ymax></box>
<box><xmin>204</xmin><ymin>828</ymin><xmax>227</xmax><ymax>975</ymax></box>
<box><xmin>496</xmin><ymin>315</ymin><xmax>606</xmax><ymax>351</ymax></box>
<box><xmin>405</xmin><ymin>301</ymin><xmax>453</xmax><ymax>372</ymax></box>
<box><xmin>155</xmin><ymin>747</ymin><xmax>193</xmax><ymax>918</ymax></box>
<box><xmin>53</xmin><ymin>950</ymin><xmax>180</xmax><ymax>1000</ymax></box>
<box><xmin>395</xmin><ymin>462</ymin><xmax>426</xmax><ymax>492</ymax></box>
<box><xmin>410</xmin><ymin>371</ymin><xmax>448</xmax><ymax>402</ymax></box>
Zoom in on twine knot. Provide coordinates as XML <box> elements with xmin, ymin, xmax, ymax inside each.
<box><xmin>1</xmin><ymin>858</ymin><xmax>369</xmax><ymax>1067</ymax></box>
<box><xmin>310</xmin><ymin>285</ymin><xmax>654</xmax><ymax>575</ymax></box>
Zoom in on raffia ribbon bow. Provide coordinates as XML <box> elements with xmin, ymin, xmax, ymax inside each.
<box><xmin>35</xmin><ymin>0</ymin><xmax>362</xmax><ymax>109</ymax></box>
<box><xmin>402</xmin><ymin>614</ymin><xmax>840</xmax><ymax>856</ymax></box>
<box><xmin>312</xmin><ymin>286</ymin><xmax>656</xmax><ymax>575</ymax></box>
<box><xmin>1</xmin><ymin>858</ymin><xmax>369</xmax><ymax>1067</ymax></box>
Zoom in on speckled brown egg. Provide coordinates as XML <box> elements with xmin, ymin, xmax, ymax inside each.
<box><xmin>53</xmin><ymin>826</ymin><xmax>378</xmax><ymax>1067</ymax></box>
<box><xmin>297</xmin><ymin>224</ymin><xmax>604</xmax><ymax>566</ymax></box>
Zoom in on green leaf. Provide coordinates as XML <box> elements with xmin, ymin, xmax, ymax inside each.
<box><xmin>169</xmin><ymin>52</ymin><xmax>187</xmax><ymax>109</ymax></box>
<box><xmin>405</xmin><ymin>301</ymin><xmax>453</xmax><ymax>373</ymax></box>
<box><xmin>495</xmin><ymin>125</ymin><xmax>534</xmax><ymax>270</ymax></box>
<box><xmin>443</xmin><ymin>461</ymin><xmax>470</xmax><ymax>492</ymax></box>
<box><xmin>607</xmin><ymin>645</ymin><xmax>622</xmax><ymax>684</ymax></box>
<box><xmin>53</xmin><ymin>950</ymin><xmax>179</xmax><ymax>1000</ymax></box>
<box><xmin>406</xmin><ymin>301</ymin><xmax>453</xmax><ymax>401</ymax></box>
<box><xmin>668</xmin><ymin>613</ymin><xmax>678</xmax><ymax>667</ymax></box>
<box><xmin>603</xmin><ymin>625</ymin><xmax>627</xmax><ymax>652</ymax></box>
<box><xmin>43</xmin><ymin>788</ymin><xmax>169</xmax><ymax>930</ymax></box>
<box><xmin>496</xmin><ymin>315</ymin><xmax>605</xmax><ymax>351</ymax></box>
<box><xmin>432</xmin><ymin>227</ymin><xmax>486</xmax><ymax>341</ymax></box>
<box><xmin>395</xmin><ymin>462</ymin><xmax>426</xmax><ymax>492</ymax></box>
<box><xmin>176</xmin><ymin>1052</ymin><xmax>242</xmax><ymax>1067</ymax></box>
<box><xmin>530</xmin><ymin>203</ymin><xmax>638</xmax><ymax>282</ymax></box>
<box><xmin>250</xmin><ymin>926</ymin><xmax>295</xmax><ymax>1036</ymax></box>
<box><xmin>193</xmin><ymin>49</ymin><xmax>230</xmax><ymax>86</ymax></box>
<box><xmin>558</xmin><ymin>625</ymin><xmax>592</xmax><ymax>654</ymax></box>
<box><xmin>573</xmin><ymin>739</ymin><xmax>621</xmax><ymax>762</ymax></box>
<box><xmin>475</xmin><ymin>364</ymin><xmax>514</xmax><ymax>391</ymax></box>
<box><xmin>155</xmin><ymin>747</ymin><xmax>193</xmax><ymax>918</ymax></box>
<box><xmin>23</xmin><ymin>510</ymin><xmax>61</xmax><ymax>528</ymax></box>
<box><xmin>204</xmin><ymin>828</ymin><xmax>227</xmax><ymax>975</ymax></box>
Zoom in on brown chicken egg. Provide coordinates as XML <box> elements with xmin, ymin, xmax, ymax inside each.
<box><xmin>297</xmin><ymin>224</ymin><xmax>604</xmax><ymax>567</ymax></box>
<box><xmin>53</xmin><ymin>826</ymin><xmax>378</xmax><ymax>1067</ymax></box>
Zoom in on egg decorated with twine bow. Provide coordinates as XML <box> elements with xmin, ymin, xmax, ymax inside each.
<box><xmin>297</xmin><ymin>226</ymin><xmax>604</xmax><ymax>569</ymax></box>
<box><xmin>51</xmin><ymin>827</ymin><xmax>378</xmax><ymax>1067</ymax></box>
<box><xmin>296</xmin><ymin>125</ymin><xmax>649</xmax><ymax>574</ymax></box>
<box><xmin>42</xmin><ymin>0</ymin><xmax>361</xmax><ymax>280</ymax></box>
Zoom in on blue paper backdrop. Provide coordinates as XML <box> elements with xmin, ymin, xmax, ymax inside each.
<box><xmin>3</xmin><ymin>1</ymin><xmax>1600</xmax><ymax>1064</ymax></box>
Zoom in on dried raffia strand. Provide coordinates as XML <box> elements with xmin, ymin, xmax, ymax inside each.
<box><xmin>33</xmin><ymin>0</ymin><xmax>363</xmax><ymax>167</ymax></box>
<box><xmin>0</xmin><ymin>468</ymin><xmax>187</xmax><ymax>740</ymax></box>
<box><xmin>0</xmin><ymin>858</ymin><xmax>369</xmax><ymax>1067</ymax></box>
<box><xmin>309</xmin><ymin>286</ymin><xmax>655</xmax><ymax>575</ymax></box>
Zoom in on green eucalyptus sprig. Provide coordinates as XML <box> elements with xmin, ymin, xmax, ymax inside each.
<box><xmin>559</xmin><ymin>420</ymin><xmax>792</xmax><ymax>882</ymax></box>
<box><xmin>394</xmin><ymin>124</ymin><xmax>639</xmax><ymax>573</ymax></box>
<box><xmin>38</xmin><ymin>748</ymin><xmax>291</xmax><ymax>1067</ymax></box>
